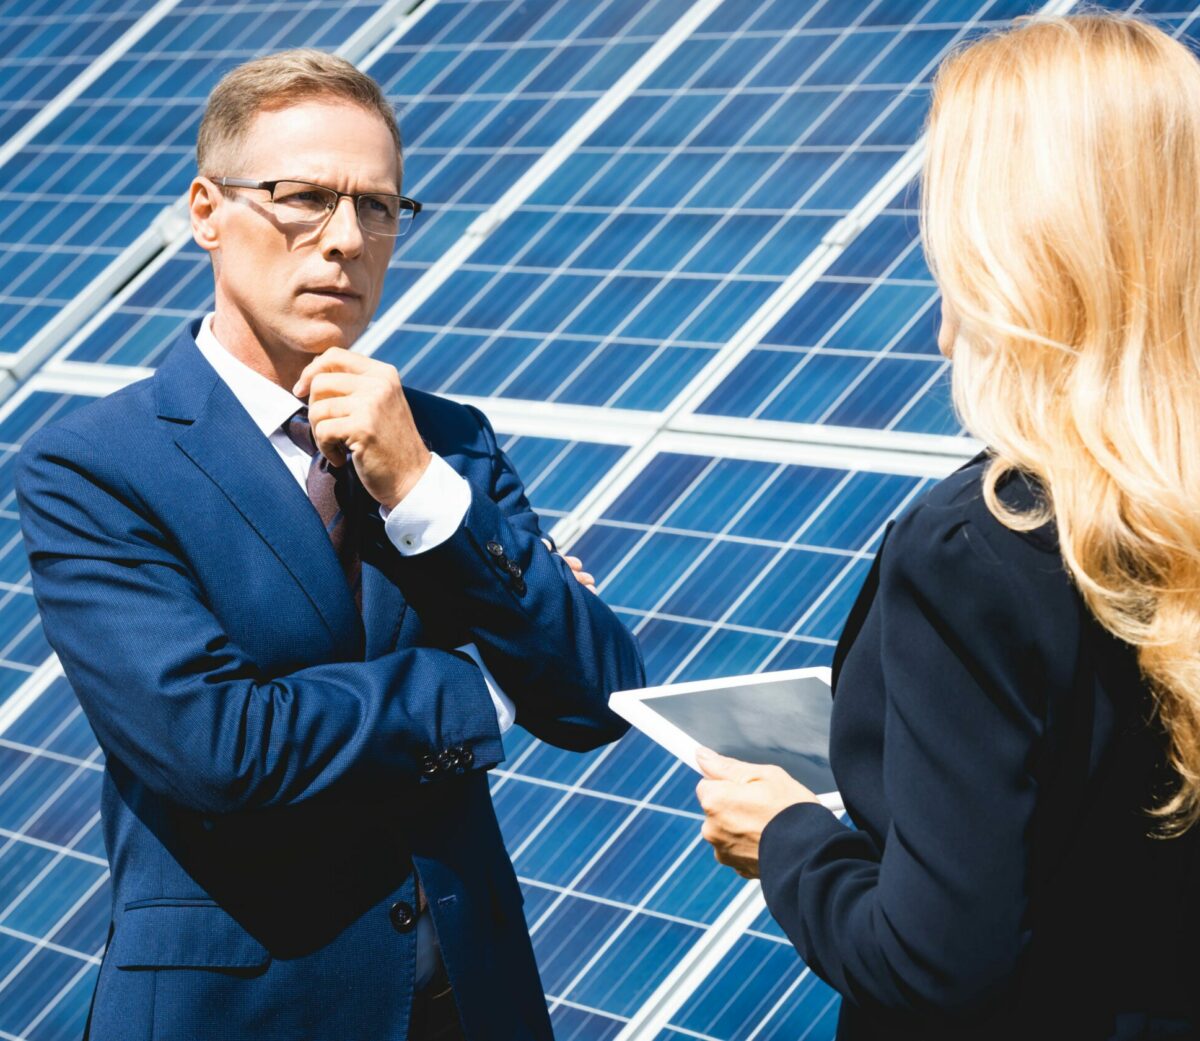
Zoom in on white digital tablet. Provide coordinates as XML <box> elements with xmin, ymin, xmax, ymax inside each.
<box><xmin>611</xmin><ymin>667</ymin><xmax>842</xmax><ymax>813</ymax></box>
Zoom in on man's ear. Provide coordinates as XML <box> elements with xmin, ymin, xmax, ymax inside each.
<box><xmin>190</xmin><ymin>176</ymin><xmax>221</xmax><ymax>255</ymax></box>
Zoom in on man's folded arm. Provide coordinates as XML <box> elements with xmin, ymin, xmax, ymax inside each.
<box><xmin>15</xmin><ymin>424</ymin><xmax>504</xmax><ymax>816</ymax></box>
<box><xmin>392</xmin><ymin>405</ymin><xmax>645</xmax><ymax>752</ymax></box>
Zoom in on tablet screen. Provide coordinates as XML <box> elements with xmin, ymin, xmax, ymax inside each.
<box><xmin>647</xmin><ymin>675</ymin><xmax>835</xmax><ymax>793</ymax></box>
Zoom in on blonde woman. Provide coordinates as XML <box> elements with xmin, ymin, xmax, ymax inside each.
<box><xmin>696</xmin><ymin>13</ymin><xmax>1200</xmax><ymax>1040</ymax></box>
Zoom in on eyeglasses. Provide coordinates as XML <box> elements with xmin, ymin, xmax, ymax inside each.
<box><xmin>214</xmin><ymin>177</ymin><xmax>422</xmax><ymax>238</ymax></box>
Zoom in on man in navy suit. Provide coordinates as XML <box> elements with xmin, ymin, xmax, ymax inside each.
<box><xmin>14</xmin><ymin>49</ymin><xmax>644</xmax><ymax>1041</ymax></box>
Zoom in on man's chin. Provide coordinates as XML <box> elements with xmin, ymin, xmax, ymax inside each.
<box><xmin>287</xmin><ymin>317</ymin><xmax>363</xmax><ymax>354</ymax></box>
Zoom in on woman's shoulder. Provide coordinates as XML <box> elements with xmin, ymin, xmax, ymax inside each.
<box><xmin>890</xmin><ymin>451</ymin><xmax>1060</xmax><ymax>570</ymax></box>
<box><xmin>876</xmin><ymin>453</ymin><xmax>1085</xmax><ymax>701</ymax></box>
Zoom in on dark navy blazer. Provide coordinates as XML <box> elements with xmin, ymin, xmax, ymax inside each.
<box><xmin>14</xmin><ymin>324</ymin><xmax>645</xmax><ymax>1041</ymax></box>
<box><xmin>759</xmin><ymin>454</ymin><xmax>1200</xmax><ymax>1040</ymax></box>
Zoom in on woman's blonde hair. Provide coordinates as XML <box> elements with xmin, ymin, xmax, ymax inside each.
<box><xmin>922</xmin><ymin>12</ymin><xmax>1200</xmax><ymax>833</ymax></box>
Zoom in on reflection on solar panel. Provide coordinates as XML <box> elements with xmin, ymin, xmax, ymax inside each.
<box><xmin>7</xmin><ymin>1</ymin><xmax>1200</xmax><ymax>1039</ymax></box>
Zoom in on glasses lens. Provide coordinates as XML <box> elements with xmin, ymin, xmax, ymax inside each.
<box><xmin>270</xmin><ymin>181</ymin><xmax>336</xmax><ymax>224</ymax></box>
<box><xmin>358</xmin><ymin>195</ymin><xmax>416</xmax><ymax>238</ymax></box>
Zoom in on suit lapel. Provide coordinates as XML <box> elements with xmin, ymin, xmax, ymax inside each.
<box><xmin>156</xmin><ymin>325</ymin><xmax>364</xmax><ymax>658</ymax></box>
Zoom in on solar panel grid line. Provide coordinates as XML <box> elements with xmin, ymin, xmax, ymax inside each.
<box><xmin>524</xmin><ymin>2</ymin><xmax>998</xmax><ymax>413</ymax></box>
<box><xmin>489</xmin><ymin>767</ymin><xmax>704</xmax><ymax>820</ymax></box>
<box><xmin>0</xmin><ymin>764</ymin><xmax>105</xmax><ymax>991</ymax></box>
<box><xmin>751</xmin><ymin>476</ymin><xmax>927</xmax><ymax>672</ymax></box>
<box><xmin>0</xmin><ymin>0</ymin><xmax>409</xmax><ymax>369</ymax></box>
<box><xmin>0</xmin><ymin>648</ymin><xmax>61</xmax><ymax>737</ymax></box>
<box><xmin>526</xmin><ymin>876</ymin><xmax>712</xmax><ymax>925</ymax></box>
<box><xmin>371</xmin><ymin>0</ymin><xmax>894</xmax><ymax>402</ymax></box>
<box><xmin>516</xmin><ymin>752</ymin><xmax>688</xmax><ymax>923</ymax></box>
<box><xmin>0</xmin><ymin>739</ymin><xmax>100</xmax><ymax>776</ymax></box>
<box><xmin>0</xmin><ymin>754</ymin><xmax>102</xmax><ymax>905</ymax></box>
<box><xmin>671</xmin><ymin>410</ymin><xmax>980</xmax><ymax>462</ymax></box>
<box><xmin>329</xmin><ymin>0</ymin><xmax>434</xmax><ymax>64</ymax></box>
<box><xmin>1</xmin><ymin>867</ymin><xmax>107</xmax><ymax>980</ymax></box>
<box><xmin>0</xmin><ymin>829</ymin><xmax>101</xmax><ymax>871</ymax></box>
<box><xmin>655</xmin><ymin>1</ymin><xmax>1036</xmax><ymax>440</ymax></box>
<box><xmin>0</xmin><ymin>0</ymin><xmax>184</xmax><ymax>172</ymax></box>
<box><xmin>0</xmin><ymin>926</ymin><xmax>100</xmax><ymax>969</ymax></box>
<box><xmin>7</xmin><ymin>958</ymin><xmax>96</xmax><ymax>1041</ymax></box>
<box><xmin>732</xmin><ymin>187</ymin><xmax>940</xmax><ymax>428</ymax></box>
<box><xmin>608</xmin><ymin>457</ymin><xmax>797</xmax><ymax>646</ymax></box>
<box><xmin>353</xmin><ymin>0</ymin><xmax>728</xmax><ymax>353</ymax></box>
<box><xmin>611</xmin><ymin>880</ymin><xmax>764</xmax><ymax>1041</ymax></box>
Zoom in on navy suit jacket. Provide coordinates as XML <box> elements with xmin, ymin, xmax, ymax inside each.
<box><xmin>14</xmin><ymin>324</ymin><xmax>645</xmax><ymax>1041</ymax></box>
<box><xmin>759</xmin><ymin>454</ymin><xmax>1200</xmax><ymax>1040</ymax></box>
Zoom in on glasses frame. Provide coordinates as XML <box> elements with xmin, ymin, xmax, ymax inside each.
<box><xmin>213</xmin><ymin>177</ymin><xmax>422</xmax><ymax>238</ymax></box>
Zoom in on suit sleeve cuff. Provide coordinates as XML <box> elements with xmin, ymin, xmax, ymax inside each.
<box><xmin>380</xmin><ymin>453</ymin><xmax>471</xmax><ymax>556</ymax></box>
<box><xmin>760</xmin><ymin>800</ymin><xmax>845</xmax><ymax>881</ymax></box>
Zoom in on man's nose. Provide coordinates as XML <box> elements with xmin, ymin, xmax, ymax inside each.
<box><xmin>320</xmin><ymin>195</ymin><xmax>364</xmax><ymax>258</ymax></box>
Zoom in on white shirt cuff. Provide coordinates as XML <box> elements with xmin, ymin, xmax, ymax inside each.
<box><xmin>454</xmin><ymin>643</ymin><xmax>516</xmax><ymax>734</ymax></box>
<box><xmin>379</xmin><ymin>453</ymin><xmax>471</xmax><ymax>555</ymax></box>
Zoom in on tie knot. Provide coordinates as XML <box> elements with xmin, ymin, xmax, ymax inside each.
<box><xmin>283</xmin><ymin>406</ymin><xmax>318</xmax><ymax>459</ymax></box>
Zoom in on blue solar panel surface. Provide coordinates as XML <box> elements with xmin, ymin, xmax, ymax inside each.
<box><xmin>0</xmin><ymin>0</ymin><xmax>154</xmax><ymax>144</ymax></box>
<box><xmin>693</xmin><ymin>184</ymin><xmax>961</xmax><ymax>436</ymax></box>
<box><xmin>371</xmin><ymin>0</ymin><xmax>1044</xmax><ymax>415</ymax></box>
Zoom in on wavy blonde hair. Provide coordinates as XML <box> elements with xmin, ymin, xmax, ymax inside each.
<box><xmin>922</xmin><ymin>12</ymin><xmax>1200</xmax><ymax>833</ymax></box>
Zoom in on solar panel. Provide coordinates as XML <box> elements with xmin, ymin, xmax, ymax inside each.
<box><xmin>0</xmin><ymin>0</ymin><xmax>155</xmax><ymax>146</ymax></box>
<box><xmin>362</xmin><ymin>0</ymin><xmax>1043</xmax><ymax>418</ymax></box>
<box><xmin>689</xmin><ymin>183</ymin><xmax>960</xmax><ymax>438</ymax></box>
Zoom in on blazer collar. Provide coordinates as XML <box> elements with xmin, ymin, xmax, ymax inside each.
<box><xmin>154</xmin><ymin>322</ymin><xmax>375</xmax><ymax>656</ymax></box>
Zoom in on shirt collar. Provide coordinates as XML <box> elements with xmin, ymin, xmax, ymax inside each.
<box><xmin>193</xmin><ymin>312</ymin><xmax>305</xmax><ymax>438</ymax></box>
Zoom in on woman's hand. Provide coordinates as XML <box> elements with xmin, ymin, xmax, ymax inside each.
<box><xmin>695</xmin><ymin>747</ymin><xmax>820</xmax><ymax>879</ymax></box>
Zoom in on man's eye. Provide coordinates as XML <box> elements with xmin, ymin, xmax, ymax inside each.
<box><xmin>278</xmin><ymin>190</ymin><xmax>325</xmax><ymax>205</ymax></box>
<box><xmin>363</xmin><ymin>196</ymin><xmax>398</xmax><ymax>217</ymax></box>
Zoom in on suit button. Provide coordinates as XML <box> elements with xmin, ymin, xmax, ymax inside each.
<box><xmin>437</xmin><ymin>750</ymin><xmax>456</xmax><ymax>773</ymax></box>
<box><xmin>486</xmin><ymin>541</ymin><xmax>505</xmax><ymax>558</ymax></box>
<box><xmin>506</xmin><ymin>561</ymin><xmax>523</xmax><ymax>579</ymax></box>
<box><xmin>513</xmin><ymin>577</ymin><xmax>527</xmax><ymax>595</ymax></box>
<box><xmin>420</xmin><ymin>753</ymin><xmax>439</xmax><ymax>777</ymax></box>
<box><xmin>389</xmin><ymin>901</ymin><xmax>416</xmax><ymax>932</ymax></box>
<box><xmin>456</xmin><ymin>747</ymin><xmax>474</xmax><ymax>770</ymax></box>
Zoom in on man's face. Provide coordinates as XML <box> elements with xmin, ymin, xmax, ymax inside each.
<box><xmin>196</xmin><ymin>98</ymin><xmax>399</xmax><ymax>368</ymax></box>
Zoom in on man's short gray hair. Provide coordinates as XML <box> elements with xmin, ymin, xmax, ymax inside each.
<box><xmin>196</xmin><ymin>49</ymin><xmax>401</xmax><ymax>176</ymax></box>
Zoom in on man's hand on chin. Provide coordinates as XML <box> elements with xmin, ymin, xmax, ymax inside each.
<box><xmin>293</xmin><ymin>347</ymin><xmax>430</xmax><ymax>509</ymax></box>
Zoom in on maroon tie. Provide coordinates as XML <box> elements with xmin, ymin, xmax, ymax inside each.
<box><xmin>283</xmin><ymin>406</ymin><xmax>362</xmax><ymax>614</ymax></box>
